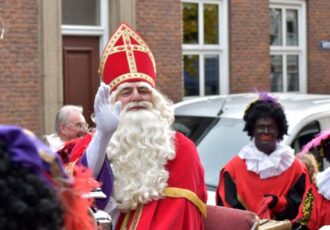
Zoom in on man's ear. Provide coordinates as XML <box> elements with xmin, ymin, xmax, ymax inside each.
<box><xmin>60</xmin><ymin>123</ymin><xmax>67</xmax><ymax>135</ymax></box>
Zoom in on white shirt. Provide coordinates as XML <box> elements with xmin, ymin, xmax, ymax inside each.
<box><xmin>44</xmin><ymin>133</ymin><xmax>64</xmax><ymax>152</ymax></box>
<box><xmin>316</xmin><ymin>167</ymin><xmax>330</xmax><ymax>200</ymax></box>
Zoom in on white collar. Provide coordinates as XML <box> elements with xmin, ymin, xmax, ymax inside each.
<box><xmin>44</xmin><ymin>133</ymin><xmax>64</xmax><ymax>152</ymax></box>
<box><xmin>316</xmin><ymin>167</ymin><xmax>330</xmax><ymax>200</ymax></box>
<box><xmin>238</xmin><ymin>141</ymin><xmax>295</xmax><ymax>179</ymax></box>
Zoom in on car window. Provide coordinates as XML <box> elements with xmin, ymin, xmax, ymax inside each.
<box><xmin>290</xmin><ymin>121</ymin><xmax>320</xmax><ymax>153</ymax></box>
<box><xmin>290</xmin><ymin>120</ymin><xmax>330</xmax><ymax>171</ymax></box>
<box><xmin>173</xmin><ymin>116</ymin><xmax>250</xmax><ymax>189</ymax></box>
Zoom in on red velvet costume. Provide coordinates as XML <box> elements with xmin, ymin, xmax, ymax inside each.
<box><xmin>292</xmin><ymin>183</ymin><xmax>330</xmax><ymax>229</ymax></box>
<box><xmin>69</xmin><ymin>132</ymin><xmax>207</xmax><ymax>230</ymax></box>
<box><xmin>114</xmin><ymin>132</ymin><xmax>207</xmax><ymax>230</ymax></box>
<box><xmin>68</xmin><ymin>23</ymin><xmax>207</xmax><ymax>229</ymax></box>
<box><xmin>216</xmin><ymin>155</ymin><xmax>310</xmax><ymax>220</ymax></box>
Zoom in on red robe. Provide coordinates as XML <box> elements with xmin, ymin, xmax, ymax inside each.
<box><xmin>115</xmin><ymin>132</ymin><xmax>207</xmax><ymax>230</ymax></box>
<box><xmin>216</xmin><ymin>156</ymin><xmax>310</xmax><ymax>220</ymax></box>
<box><xmin>292</xmin><ymin>184</ymin><xmax>330</xmax><ymax>229</ymax></box>
<box><xmin>68</xmin><ymin>131</ymin><xmax>207</xmax><ymax>229</ymax></box>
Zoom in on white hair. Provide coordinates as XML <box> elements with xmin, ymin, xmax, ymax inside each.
<box><xmin>55</xmin><ymin>105</ymin><xmax>83</xmax><ymax>134</ymax></box>
<box><xmin>108</xmin><ymin>82</ymin><xmax>176</xmax><ymax>211</ymax></box>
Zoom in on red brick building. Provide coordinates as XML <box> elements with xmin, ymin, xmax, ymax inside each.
<box><xmin>0</xmin><ymin>0</ymin><xmax>329</xmax><ymax>136</ymax></box>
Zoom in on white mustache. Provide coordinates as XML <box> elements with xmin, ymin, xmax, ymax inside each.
<box><xmin>123</xmin><ymin>101</ymin><xmax>153</xmax><ymax>112</ymax></box>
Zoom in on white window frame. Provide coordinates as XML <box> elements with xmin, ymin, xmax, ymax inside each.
<box><xmin>182</xmin><ymin>0</ymin><xmax>229</xmax><ymax>98</ymax></box>
<box><xmin>270</xmin><ymin>0</ymin><xmax>307</xmax><ymax>93</ymax></box>
<box><xmin>61</xmin><ymin>0</ymin><xmax>109</xmax><ymax>54</ymax></box>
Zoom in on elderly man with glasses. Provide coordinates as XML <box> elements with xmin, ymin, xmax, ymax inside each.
<box><xmin>45</xmin><ymin>105</ymin><xmax>89</xmax><ymax>154</ymax></box>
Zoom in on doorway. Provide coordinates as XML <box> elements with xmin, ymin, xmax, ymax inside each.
<box><xmin>62</xmin><ymin>36</ymin><xmax>100</xmax><ymax>126</ymax></box>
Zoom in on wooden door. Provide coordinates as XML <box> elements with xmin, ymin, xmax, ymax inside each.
<box><xmin>62</xmin><ymin>36</ymin><xmax>100</xmax><ymax>126</ymax></box>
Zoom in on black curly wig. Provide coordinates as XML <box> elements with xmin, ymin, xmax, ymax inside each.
<box><xmin>0</xmin><ymin>141</ymin><xmax>64</xmax><ymax>230</ymax></box>
<box><xmin>317</xmin><ymin>139</ymin><xmax>330</xmax><ymax>163</ymax></box>
<box><xmin>243</xmin><ymin>99</ymin><xmax>288</xmax><ymax>141</ymax></box>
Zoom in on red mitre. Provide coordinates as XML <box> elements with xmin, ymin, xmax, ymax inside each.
<box><xmin>98</xmin><ymin>22</ymin><xmax>156</xmax><ymax>92</ymax></box>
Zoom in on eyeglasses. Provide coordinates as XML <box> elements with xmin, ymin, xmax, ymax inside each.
<box><xmin>66</xmin><ymin>122</ymin><xmax>89</xmax><ymax>130</ymax></box>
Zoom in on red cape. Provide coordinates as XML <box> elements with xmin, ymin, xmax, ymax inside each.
<box><xmin>292</xmin><ymin>184</ymin><xmax>330</xmax><ymax>229</ymax></box>
<box><xmin>115</xmin><ymin>132</ymin><xmax>207</xmax><ymax>230</ymax></box>
<box><xmin>216</xmin><ymin>155</ymin><xmax>310</xmax><ymax>219</ymax></box>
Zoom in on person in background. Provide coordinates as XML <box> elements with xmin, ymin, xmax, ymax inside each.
<box><xmin>55</xmin><ymin>105</ymin><xmax>89</xmax><ymax>141</ymax></box>
<box><xmin>296</xmin><ymin>152</ymin><xmax>319</xmax><ymax>183</ymax></box>
<box><xmin>216</xmin><ymin>92</ymin><xmax>310</xmax><ymax>221</ymax></box>
<box><xmin>68</xmin><ymin>22</ymin><xmax>207</xmax><ymax>230</ymax></box>
<box><xmin>44</xmin><ymin>105</ymin><xmax>89</xmax><ymax>161</ymax></box>
<box><xmin>292</xmin><ymin>131</ymin><xmax>330</xmax><ymax>229</ymax></box>
<box><xmin>0</xmin><ymin>125</ymin><xmax>98</xmax><ymax>230</ymax></box>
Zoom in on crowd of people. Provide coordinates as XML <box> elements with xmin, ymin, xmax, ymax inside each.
<box><xmin>3</xmin><ymin>22</ymin><xmax>330</xmax><ymax>229</ymax></box>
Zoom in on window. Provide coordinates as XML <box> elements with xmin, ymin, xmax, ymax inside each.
<box><xmin>290</xmin><ymin>121</ymin><xmax>328</xmax><ymax>171</ymax></box>
<box><xmin>62</xmin><ymin>0</ymin><xmax>100</xmax><ymax>26</ymax></box>
<box><xmin>182</xmin><ymin>0</ymin><xmax>228</xmax><ymax>97</ymax></box>
<box><xmin>269</xmin><ymin>0</ymin><xmax>306</xmax><ymax>93</ymax></box>
<box><xmin>0</xmin><ymin>16</ymin><xmax>5</xmax><ymax>39</ymax></box>
<box><xmin>61</xmin><ymin>0</ymin><xmax>109</xmax><ymax>52</ymax></box>
<box><xmin>290</xmin><ymin>121</ymin><xmax>320</xmax><ymax>153</ymax></box>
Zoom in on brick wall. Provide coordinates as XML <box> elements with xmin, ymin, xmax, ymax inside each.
<box><xmin>136</xmin><ymin>0</ymin><xmax>183</xmax><ymax>103</ymax></box>
<box><xmin>307</xmin><ymin>0</ymin><xmax>330</xmax><ymax>93</ymax></box>
<box><xmin>229</xmin><ymin>0</ymin><xmax>271</xmax><ymax>93</ymax></box>
<box><xmin>0</xmin><ymin>0</ymin><xmax>42</xmax><ymax>135</ymax></box>
<box><xmin>1</xmin><ymin>0</ymin><xmax>330</xmax><ymax>135</ymax></box>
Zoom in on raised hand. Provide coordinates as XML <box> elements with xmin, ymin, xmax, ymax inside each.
<box><xmin>94</xmin><ymin>82</ymin><xmax>121</xmax><ymax>135</ymax></box>
<box><xmin>86</xmin><ymin>82</ymin><xmax>121</xmax><ymax>177</ymax></box>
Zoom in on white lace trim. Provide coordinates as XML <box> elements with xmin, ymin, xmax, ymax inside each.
<box><xmin>316</xmin><ymin>167</ymin><xmax>330</xmax><ymax>200</ymax></box>
<box><xmin>238</xmin><ymin>141</ymin><xmax>295</xmax><ymax>179</ymax></box>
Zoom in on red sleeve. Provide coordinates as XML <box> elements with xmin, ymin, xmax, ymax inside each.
<box><xmin>216</xmin><ymin>156</ymin><xmax>242</xmax><ymax>208</ymax></box>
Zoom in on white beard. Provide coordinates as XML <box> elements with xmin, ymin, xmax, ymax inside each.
<box><xmin>107</xmin><ymin>101</ymin><xmax>175</xmax><ymax>212</ymax></box>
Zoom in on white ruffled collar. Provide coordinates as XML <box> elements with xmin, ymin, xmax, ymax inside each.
<box><xmin>316</xmin><ymin>167</ymin><xmax>330</xmax><ymax>200</ymax></box>
<box><xmin>238</xmin><ymin>141</ymin><xmax>295</xmax><ymax>179</ymax></box>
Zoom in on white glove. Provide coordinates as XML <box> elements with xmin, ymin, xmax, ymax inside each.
<box><xmin>94</xmin><ymin>82</ymin><xmax>121</xmax><ymax>135</ymax></box>
<box><xmin>86</xmin><ymin>82</ymin><xmax>121</xmax><ymax>177</ymax></box>
<box><xmin>319</xmin><ymin>226</ymin><xmax>330</xmax><ymax>230</ymax></box>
